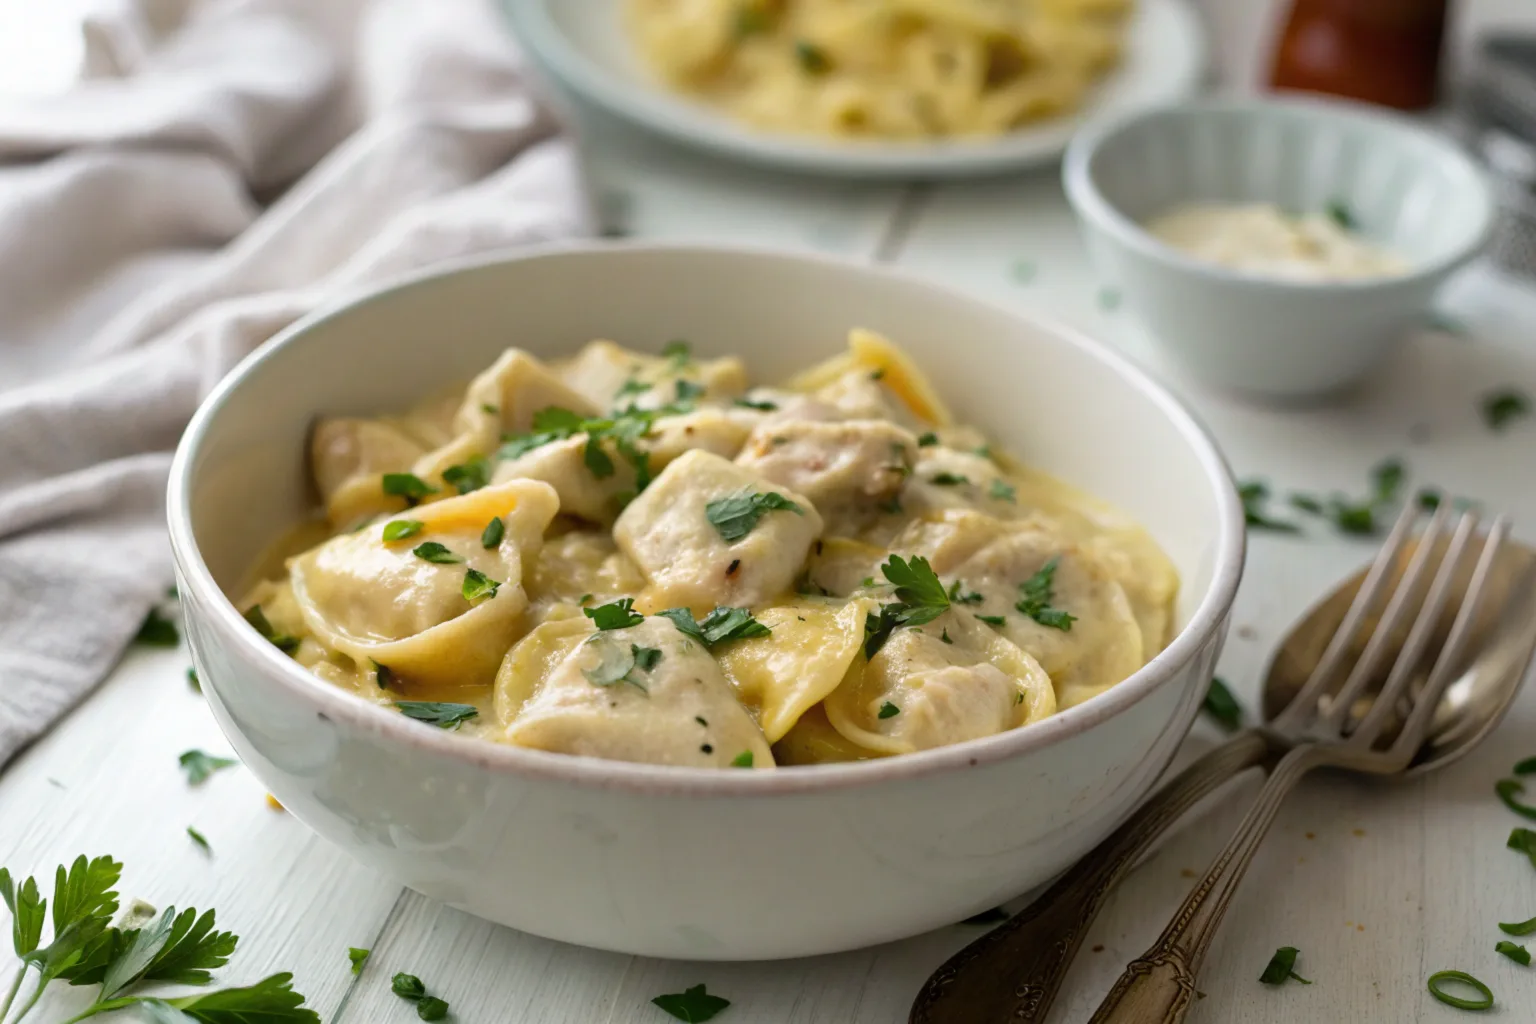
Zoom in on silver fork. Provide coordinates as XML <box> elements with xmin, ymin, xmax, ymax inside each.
<box><xmin>1088</xmin><ymin>501</ymin><xmax>1512</xmax><ymax>1024</ymax></box>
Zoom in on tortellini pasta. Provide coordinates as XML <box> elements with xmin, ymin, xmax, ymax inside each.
<box><xmin>625</xmin><ymin>0</ymin><xmax>1133</xmax><ymax>140</ymax></box>
<box><xmin>242</xmin><ymin>330</ymin><xmax>1177</xmax><ymax>769</ymax></box>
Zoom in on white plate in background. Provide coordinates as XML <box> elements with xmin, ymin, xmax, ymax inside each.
<box><xmin>502</xmin><ymin>0</ymin><xmax>1209</xmax><ymax>179</ymax></box>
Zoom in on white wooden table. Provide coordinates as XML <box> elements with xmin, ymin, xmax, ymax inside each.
<box><xmin>6</xmin><ymin>2</ymin><xmax>1536</xmax><ymax>1021</ymax></box>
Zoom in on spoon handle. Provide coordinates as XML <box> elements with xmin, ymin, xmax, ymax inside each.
<box><xmin>908</xmin><ymin>730</ymin><xmax>1271</xmax><ymax>1024</ymax></box>
<box><xmin>1086</xmin><ymin>742</ymin><xmax>1330</xmax><ymax>1024</ymax></box>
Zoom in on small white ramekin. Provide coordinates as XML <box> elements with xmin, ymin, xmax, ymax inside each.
<box><xmin>1064</xmin><ymin>97</ymin><xmax>1496</xmax><ymax>400</ymax></box>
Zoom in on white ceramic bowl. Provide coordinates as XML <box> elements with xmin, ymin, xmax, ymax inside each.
<box><xmin>501</xmin><ymin>0</ymin><xmax>1206</xmax><ymax>179</ymax></box>
<box><xmin>1063</xmin><ymin>97</ymin><xmax>1496</xmax><ymax>399</ymax></box>
<box><xmin>168</xmin><ymin>244</ymin><xmax>1244</xmax><ymax>960</ymax></box>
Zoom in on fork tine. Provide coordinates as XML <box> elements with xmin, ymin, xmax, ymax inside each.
<box><xmin>1273</xmin><ymin>499</ymin><xmax>1424</xmax><ymax>731</ymax></box>
<box><xmin>1350</xmin><ymin>510</ymin><xmax>1477</xmax><ymax>745</ymax></box>
<box><xmin>1317</xmin><ymin>504</ymin><xmax>1454</xmax><ymax>734</ymax></box>
<box><xmin>1388</xmin><ymin>514</ymin><xmax>1512</xmax><ymax>752</ymax></box>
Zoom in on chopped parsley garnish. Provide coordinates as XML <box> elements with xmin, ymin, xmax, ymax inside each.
<box><xmin>348</xmin><ymin>947</ymin><xmax>370</xmax><ymax>975</ymax></box>
<box><xmin>178</xmin><ymin>749</ymin><xmax>238</xmax><ymax>786</ymax></box>
<box><xmin>499</xmin><ymin>402</ymin><xmax>680</xmax><ymax>493</ymax></box>
<box><xmin>930</xmin><ymin>472</ymin><xmax>969</xmax><ymax>486</ymax></box>
<box><xmin>461</xmin><ymin>568</ymin><xmax>500</xmax><ymax>603</ymax></box>
<box><xmin>243</xmin><ymin>604</ymin><xmax>300</xmax><ymax>654</ymax></box>
<box><xmin>373</xmin><ymin>660</ymin><xmax>395</xmax><ymax>690</ymax></box>
<box><xmin>1324</xmin><ymin>200</ymin><xmax>1355</xmax><ymax>229</ymax></box>
<box><xmin>864</xmin><ymin>555</ymin><xmax>950</xmax><ymax>657</ymax></box>
<box><xmin>134</xmin><ymin>608</ymin><xmax>180</xmax><ymax>647</ymax></box>
<box><xmin>186</xmin><ymin>826</ymin><xmax>211</xmax><ymax>854</ymax></box>
<box><xmin>947</xmin><ymin>579</ymin><xmax>983</xmax><ymax>605</ymax></box>
<box><xmin>989</xmin><ymin>478</ymin><xmax>1017</xmax><ymax>503</ymax></box>
<box><xmin>382</xmin><ymin>472</ymin><xmax>438</xmax><ymax>505</ymax></box>
<box><xmin>731</xmin><ymin>751</ymin><xmax>754</xmax><ymax>768</ymax></box>
<box><xmin>877</xmin><ymin>701</ymin><xmax>900</xmax><ymax>719</ymax></box>
<box><xmin>1483</xmin><ymin>389</ymin><xmax>1531</xmax><ymax>432</ymax></box>
<box><xmin>585</xmin><ymin>597</ymin><xmax>644</xmax><ymax>631</ymax></box>
<box><xmin>1426</xmin><ymin>970</ymin><xmax>1493</xmax><ymax>1010</ymax></box>
<box><xmin>1417</xmin><ymin>489</ymin><xmax>1442</xmax><ymax>510</ymax></box>
<box><xmin>704</xmin><ymin>489</ymin><xmax>804</xmax><ymax>542</ymax></box>
<box><xmin>974</xmin><ymin>614</ymin><xmax>1006</xmax><ymax>626</ymax></box>
<box><xmin>441</xmin><ymin>455</ymin><xmax>490</xmax><ymax>494</ymax></box>
<box><xmin>1202</xmin><ymin>677</ymin><xmax>1242</xmax><ymax>731</ymax></box>
<box><xmin>869</xmin><ymin>367</ymin><xmax>886</xmax><ymax>381</ymax></box>
<box><xmin>187</xmin><ymin>667</ymin><xmax>200</xmax><ymax>692</ymax></box>
<box><xmin>1500</xmin><ymin>915</ymin><xmax>1536</xmax><ymax>936</ymax></box>
<box><xmin>733</xmin><ymin>396</ymin><xmax>778</xmax><ymax>411</ymax></box>
<box><xmin>1015</xmin><ymin>557</ymin><xmax>1075</xmax><ymax>631</ymax></box>
<box><xmin>1289</xmin><ymin>493</ymin><xmax>1324</xmax><ymax>515</ymax></box>
<box><xmin>382</xmin><ymin>519</ymin><xmax>424</xmax><ymax>542</ymax></box>
<box><xmin>661</xmin><ymin>339</ymin><xmax>692</xmax><ymax>369</ymax></box>
<box><xmin>794</xmin><ymin>39</ymin><xmax>830</xmax><ymax>73</ymax></box>
<box><xmin>0</xmin><ymin>853</ymin><xmax>316</xmax><ymax>1023</ymax></box>
<box><xmin>675</xmin><ymin>379</ymin><xmax>706</xmax><ymax>404</ymax></box>
<box><xmin>579</xmin><ymin>593</ymin><xmax>594</xmax><ymax>605</ymax></box>
<box><xmin>652</xmin><ymin>982</ymin><xmax>731</xmax><ymax>1022</ymax></box>
<box><xmin>1497</xmin><ymin>777</ymin><xmax>1536</xmax><ymax>821</ymax></box>
<box><xmin>412</xmin><ymin>541</ymin><xmax>463</xmax><ymax>565</ymax></box>
<box><xmin>960</xmin><ymin>907</ymin><xmax>1009</xmax><ymax>925</ymax></box>
<box><xmin>614</xmin><ymin>378</ymin><xmax>652</xmax><ymax>401</ymax></box>
<box><xmin>481</xmin><ymin>403</ymin><xmax>499</xmax><ymax>415</ymax></box>
<box><xmin>1372</xmin><ymin>458</ymin><xmax>1405</xmax><ymax>504</ymax></box>
<box><xmin>481</xmin><ymin>515</ymin><xmax>504</xmax><ymax>548</ymax></box>
<box><xmin>1496</xmin><ymin>940</ymin><xmax>1530</xmax><ymax>966</ymax></box>
<box><xmin>417</xmin><ymin>996</ymin><xmax>450</xmax><ymax>1020</ymax></box>
<box><xmin>393</xmin><ymin>973</ymin><xmax>426</xmax><ymax>999</ymax></box>
<box><xmin>1508</xmin><ymin>827</ymin><xmax>1536</xmax><ymax>868</ymax></box>
<box><xmin>940</xmin><ymin>628</ymin><xmax>953</xmax><ymax>644</ymax></box>
<box><xmin>582</xmin><ymin>638</ymin><xmax>654</xmax><ymax>693</ymax></box>
<box><xmin>394</xmin><ymin>701</ymin><xmax>479</xmax><ymax>729</ymax></box>
<box><xmin>1238</xmin><ymin>479</ymin><xmax>1299</xmax><ymax>533</ymax></box>
<box><xmin>1258</xmin><ymin>946</ymin><xmax>1311</xmax><ymax>985</ymax></box>
<box><xmin>917</xmin><ymin>432</ymin><xmax>939</xmax><ymax>447</ymax></box>
<box><xmin>660</xmin><ymin>606</ymin><xmax>771</xmax><ymax>647</ymax></box>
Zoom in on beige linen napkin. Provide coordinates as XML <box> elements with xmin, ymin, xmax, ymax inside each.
<box><xmin>0</xmin><ymin>0</ymin><xmax>591</xmax><ymax>768</ymax></box>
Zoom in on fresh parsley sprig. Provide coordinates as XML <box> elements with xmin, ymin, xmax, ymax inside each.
<box><xmin>1015</xmin><ymin>558</ymin><xmax>1075</xmax><ymax>631</ymax></box>
<box><xmin>704</xmin><ymin>490</ymin><xmax>803</xmax><ymax>542</ymax></box>
<box><xmin>863</xmin><ymin>555</ymin><xmax>949</xmax><ymax>658</ymax></box>
<box><xmin>660</xmin><ymin>607</ymin><xmax>771</xmax><ymax>647</ymax></box>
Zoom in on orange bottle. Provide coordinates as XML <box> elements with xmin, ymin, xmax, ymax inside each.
<box><xmin>1269</xmin><ymin>0</ymin><xmax>1450</xmax><ymax>110</ymax></box>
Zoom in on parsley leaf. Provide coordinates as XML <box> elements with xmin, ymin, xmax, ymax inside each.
<box><xmin>1496</xmin><ymin>778</ymin><xmax>1536</xmax><ymax>821</ymax></box>
<box><xmin>974</xmin><ymin>614</ymin><xmax>1006</xmax><ymax>626</ymax></box>
<box><xmin>731</xmin><ymin>752</ymin><xmax>754</xmax><ymax>768</ymax></box>
<box><xmin>585</xmin><ymin>598</ymin><xmax>644</xmax><ymax>631</ymax></box>
<box><xmin>134</xmin><ymin>609</ymin><xmax>179</xmax><ymax>647</ymax></box>
<box><xmin>582</xmin><ymin>638</ymin><xmax>647</xmax><ymax>693</ymax></box>
<box><xmin>0</xmin><ymin>868</ymin><xmax>45</xmax><ymax>956</ymax></box>
<box><xmin>1500</xmin><ymin>915</ymin><xmax>1536</xmax><ymax>936</ymax></box>
<box><xmin>930</xmin><ymin>472</ymin><xmax>968</xmax><ymax>486</ymax></box>
<box><xmin>480</xmin><ymin>516</ymin><xmax>504</xmax><ymax>548</ymax></box>
<box><xmin>614</xmin><ymin>378</ymin><xmax>652</xmax><ymax>401</ymax></box>
<box><xmin>394</xmin><ymin>702</ymin><xmax>479</xmax><ymax>729</ymax></box>
<box><xmin>675</xmin><ymin>379</ymin><xmax>706</xmax><ymax>404</ymax></box>
<box><xmin>1259</xmin><ymin>946</ymin><xmax>1311</xmax><ymax>985</ymax></box>
<box><xmin>178</xmin><ymin>751</ymin><xmax>238</xmax><ymax>786</ymax></box>
<box><xmin>988</xmin><ymin>478</ymin><xmax>1016</xmax><ymax>503</ymax></box>
<box><xmin>1238</xmin><ymin>479</ymin><xmax>1299</xmax><ymax>533</ymax></box>
<box><xmin>1483</xmin><ymin>389</ymin><xmax>1531</xmax><ymax>432</ymax></box>
<box><xmin>243</xmin><ymin>605</ymin><xmax>300</xmax><ymax>655</ymax></box>
<box><xmin>1201</xmin><ymin>677</ymin><xmax>1242</xmax><ymax>731</ymax></box>
<box><xmin>102</xmin><ymin>906</ymin><xmax>237</xmax><ymax>997</ymax></box>
<box><xmin>946</xmin><ymin>579</ymin><xmax>983</xmax><ymax>605</ymax></box>
<box><xmin>417</xmin><ymin>995</ymin><xmax>450</xmax><ymax>1020</ymax></box>
<box><xmin>884</xmin><ymin>555</ymin><xmax>948</xmax><ymax>612</ymax></box>
<box><xmin>1372</xmin><ymin>458</ymin><xmax>1405</xmax><ymax>504</ymax></box>
<box><xmin>733</xmin><ymin>397</ymin><xmax>778</xmax><ymax>411</ymax></box>
<box><xmin>132</xmin><ymin>971</ymin><xmax>319</xmax><ymax>1023</ymax></box>
<box><xmin>441</xmin><ymin>455</ymin><xmax>490</xmax><ymax>495</ymax></box>
<box><xmin>632</xmin><ymin>645</ymin><xmax>663</xmax><ymax>672</ymax></box>
<box><xmin>661</xmin><ymin>339</ymin><xmax>692</xmax><ymax>369</ymax></box>
<box><xmin>794</xmin><ymin>40</ymin><xmax>830</xmax><ymax>73</ymax></box>
<box><xmin>186</xmin><ymin>828</ymin><xmax>210</xmax><ymax>855</ymax></box>
<box><xmin>1508</xmin><ymin>827</ymin><xmax>1536</xmax><ymax>868</ymax></box>
<box><xmin>878</xmin><ymin>701</ymin><xmax>900</xmax><ymax>719</ymax></box>
<box><xmin>652</xmin><ymin>982</ymin><xmax>731</xmax><ymax>1022</ymax></box>
<box><xmin>705</xmin><ymin>490</ymin><xmax>805</xmax><ymax>542</ymax></box>
<box><xmin>659</xmin><ymin>607</ymin><xmax>771</xmax><ymax>647</ymax></box>
<box><xmin>1015</xmin><ymin>558</ymin><xmax>1076</xmax><ymax>631</ymax></box>
<box><xmin>348</xmin><ymin>947</ymin><xmax>370</xmax><ymax>975</ymax></box>
<box><xmin>412</xmin><ymin>541</ymin><xmax>463</xmax><ymax>565</ymax></box>
<box><xmin>382</xmin><ymin>519</ymin><xmax>424</xmax><ymax>542</ymax></box>
<box><xmin>916</xmin><ymin>432</ymin><xmax>939</xmax><ymax>447</ymax></box>
<box><xmin>393</xmin><ymin>973</ymin><xmax>426</xmax><ymax>1000</ymax></box>
<box><xmin>1324</xmin><ymin>200</ymin><xmax>1355</xmax><ymax>229</ymax></box>
<box><xmin>461</xmin><ymin>568</ymin><xmax>500</xmax><ymax>603</ymax></box>
<box><xmin>381</xmin><ymin>473</ymin><xmax>438</xmax><ymax>505</ymax></box>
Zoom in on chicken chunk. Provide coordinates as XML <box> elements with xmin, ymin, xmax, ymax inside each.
<box><xmin>614</xmin><ymin>450</ymin><xmax>824</xmax><ymax>613</ymax></box>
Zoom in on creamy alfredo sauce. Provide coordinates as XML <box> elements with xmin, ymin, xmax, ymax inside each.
<box><xmin>1146</xmin><ymin>202</ymin><xmax>1408</xmax><ymax>282</ymax></box>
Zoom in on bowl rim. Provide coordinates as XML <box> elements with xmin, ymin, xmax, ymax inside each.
<box><xmin>503</xmin><ymin>0</ymin><xmax>1208</xmax><ymax>179</ymax></box>
<box><xmin>167</xmin><ymin>241</ymin><xmax>1247</xmax><ymax>797</ymax></box>
<box><xmin>1061</xmin><ymin>94</ymin><xmax>1497</xmax><ymax>293</ymax></box>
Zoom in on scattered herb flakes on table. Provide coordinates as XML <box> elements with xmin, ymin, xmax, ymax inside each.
<box><xmin>651</xmin><ymin>983</ymin><xmax>730</xmax><ymax>1022</ymax></box>
<box><xmin>1481</xmin><ymin>389</ymin><xmax>1530</xmax><ymax>432</ymax></box>
<box><xmin>1201</xmin><ymin>677</ymin><xmax>1243</xmax><ymax>732</ymax></box>
<box><xmin>177</xmin><ymin>749</ymin><xmax>238</xmax><ymax>786</ymax></box>
<box><xmin>1258</xmin><ymin>946</ymin><xmax>1311</xmax><ymax>986</ymax></box>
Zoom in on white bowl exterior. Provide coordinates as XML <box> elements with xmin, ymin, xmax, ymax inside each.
<box><xmin>1065</xmin><ymin>99</ymin><xmax>1495</xmax><ymax>398</ymax></box>
<box><xmin>503</xmin><ymin>0</ymin><xmax>1207</xmax><ymax>179</ymax></box>
<box><xmin>170</xmin><ymin>245</ymin><xmax>1242</xmax><ymax>959</ymax></box>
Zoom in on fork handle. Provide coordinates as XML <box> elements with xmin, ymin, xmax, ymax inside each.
<box><xmin>1087</xmin><ymin>743</ymin><xmax>1333</xmax><ymax>1024</ymax></box>
<box><xmin>908</xmin><ymin>730</ymin><xmax>1271</xmax><ymax>1024</ymax></box>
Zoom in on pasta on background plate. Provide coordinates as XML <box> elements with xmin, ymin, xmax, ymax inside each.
<box><xmin>625</xmin><ymin>0</ymin><xmax>1134</xmax><ymax>139</ymax></box>
<box><xmin>241</xmin><ymin>329</ymin><xmax>1177</xmax><ymax>769</ymax></box>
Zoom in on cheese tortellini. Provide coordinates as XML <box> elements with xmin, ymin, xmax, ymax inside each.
<box><xmin>242</xmin><ymin>331</ymin><xmax>1177</xmax><ymax>769</ymax></box>
<box><xmin>625</xmin><ymin>0</ymin><xmax>1134</xmax><ymax>140</ymax></box>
